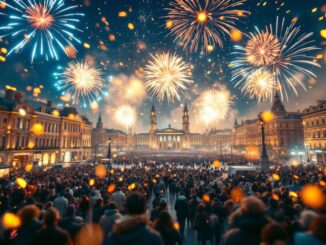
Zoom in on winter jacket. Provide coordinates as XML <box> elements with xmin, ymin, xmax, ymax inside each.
<box><xmin>99</xmin><ymin>209</ymin><xmax>121</xmax><ymax>235</ymax></box>
<box><xmin>105</xmin><ymin>214</ymin><xmax>163</xmax><ymax>245</ymax></box>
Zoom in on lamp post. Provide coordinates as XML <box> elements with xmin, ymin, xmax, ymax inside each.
<box><xmin>259</xmin><ymin>114</ymin><xmax>269</xmax><ymax>172</ymax></box>
<box><xmin>306</xmin><ymin>146</ymin><xmax>310</xmax><ymax>163</ymax></box>
<box><xmin>107</xmin><ymin>138</ymin><xmax>112</xmax><ymax>168</ymax></box>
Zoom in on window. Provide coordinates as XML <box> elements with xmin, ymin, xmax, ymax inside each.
<box><xmin>19</xmin><ymin>119</ymin><xmax>24</xmax><ymax>129</ymax></box>
<box><xmin>2</xmin><ymin>118</ymin><xmax>7</xmax><ymax>128</ymax></box>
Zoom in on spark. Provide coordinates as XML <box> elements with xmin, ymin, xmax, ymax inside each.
<box><xmin>165</xmin><ymin>0</ymin><xmax>250</xmax><ymax>52</ymax></box>
<box><xmin>144</xmin><ymin>52</ymin><xmax>192</xmax><ymax>103</ymax></box>
<box><xmin>0</xmin><ymin>0</ymin><xmax>84</xmax><ymax>62</ymax></box>
<box><xmin>197</xmin><ymin>87</ymin><xmax>232</xmax><ymax>125</ymax></box>
<box><xmin>232</xmin><ymin>17</ymin><xmax>320</xmax><ymax>101</ymax></box>
<box><xmin>54</xmin><ymin>61</ymin><xmax>104</xmax><ymax>106</ymax></box>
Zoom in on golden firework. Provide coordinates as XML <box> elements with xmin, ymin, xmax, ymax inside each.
<box><xmin>197</xmin><ymin>87</ymin><xmax>232</xmax><ymax>125</ymax></box>
<box><xmin>144</xmin><ymin>52</ymin><xmax>192</xmax><ymax>103</ymax></box>
<box><xmin>114</xmin><ymin>105</ymin><xmax>136</xmax><ymax>130</ymax></box>
<box><xmin>246</xmin><ymin>31</ymin><xmax>281</xmax><ymax>66</ymax></box>
<box><xmin>165</xmin><ymin>0</ymin><xmax>250</xmax><ymax>52</ymax></box>
<box><xmin>240</xmin><ymin>69</ymin><xmax>276</xmax><ymax>102</ymax></box>
<box><xmin>56</xmin><ymin>61</ymin><xmax>103</xmax><ymax>105</ymax></box>
<box><xmin>111</xmin><ymin>75</ymin><xmax>147</xmax><ymax>104</ymax></box>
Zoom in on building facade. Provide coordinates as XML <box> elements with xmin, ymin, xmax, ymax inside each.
<box><xmin>0</xmin><ymin>87</ymin><xmax>92</xmax><ymax>167</ymax></box>
<box><xmin>302</xmin><ymin>100</ymin><xmax>326</xmax><ymax>163</ymax></box>
<box><xmin>232</xmin><ymin>92</ymin><xmax>304</xmax><ymax>160</ymax></box>
<box><xmin>132</xmin><ymin>104</ymin><xmax>204</xmax><ymax>149</ymax></box>
<box><xmin>91</xmin><ymin>113</ymin><xmax>128</xmax><ymax>158</ymax></box>
<box><xmin>92</xmin><ymin>104</ymin><xmax>206</xmax><ymax>152</ymax></box>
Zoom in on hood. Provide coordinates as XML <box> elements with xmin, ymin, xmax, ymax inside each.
<box><xmin>112</xmin><ymin>214</ymin><xmax>148</xmax><ymax>241</ymax></box>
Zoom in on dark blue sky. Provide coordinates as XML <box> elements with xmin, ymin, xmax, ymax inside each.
<box><xmin>0</xmin><ymin>0</ymin><xmax>325</xmax><ymax>131</ymax></box>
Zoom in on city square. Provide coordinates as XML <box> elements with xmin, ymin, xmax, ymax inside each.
<box><xmin>0</xmin><ymin>0</ymin><xmax>326</xmax><ymax>244</ymax></box>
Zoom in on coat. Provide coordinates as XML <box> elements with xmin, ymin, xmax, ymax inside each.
<box><xmin>174</xmin><ymin>196</ymin><xmax>188</xmax><ymax>220</ymax></box>
<box><xmin>99</xmin><ymin>209</ymin><xmax>121</xmax><ymax>235</ymax></box>
<box><xmin>222</xmin><ymin>214</ymin><xmax>268</xmax><ymax>245</ymax></box>
<box><xmin>32</xmin><ymin>225</ymin><xmax>72</xmax><ymax>245</ymax></box>
<box><xmin>58</xmin><ymin>215</ymin><xmax>84</xmax><ymax>240</ymax></box>
<box><xmin>13</xmin><ymin>219</ymin><xmax>42</xmax><ymax>245</ymax></box>
<box><xmin>105</xmin><ymin>214</ymin><xmax>163</xmax><ymax>245</ymax></box>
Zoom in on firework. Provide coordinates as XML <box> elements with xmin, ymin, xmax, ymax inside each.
<box><xmin>110</xmin><ymin>75</ymin><xmax>147</xmax><ymax>104</ymax></box>
<box><xmin>239</xmin><ymin>69</ymin><xmax>276</xmax><ymax>103</ymax></box>
<box><xmin>245</xmin><ymin>31</ymin><xmax>281</xmax><ymax>66</ymax></box>
<box><xmin>165</xmin><ymin>0</ymin><xmax>250</xmax><ymax>52</ymax></box>
<box><xmin>144</xmin><ymin>52</ymin><xmax>192</xmax><ymax>103</ymax></box>
<box><xmin>54</xmin><ymin>61</ymin><xmax>104</xmax><ymax>107</ymax></box>
<box><xmin>197</xmin><ymin>87</ymin><xmax>232</xmax><ymax>125</ymax></box>
<box><xmin>114</xmin><ymin>105</ymin><xmax>136</xmax><ymax>131</ymax></box>
<box><xmin>0</xmin><ymin>0</ymin><xmax>84</xmax><ymax>62</ymax></box>
<box><xmin>232</xmin><ymin>17</ymin><xmax>320</xmax><ymax>101</ymax></box>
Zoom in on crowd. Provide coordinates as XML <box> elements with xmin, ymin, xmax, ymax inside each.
<box><xmin>0</xmin><ymin>160</ymin><xmax>325</xmax><ymax>245</ymax></box>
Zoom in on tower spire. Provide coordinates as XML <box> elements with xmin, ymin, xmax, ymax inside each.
<box><xmin>234</xmin><ymin>118</ymin><xmax>239</xmax><ymax>128</ymax></box>
<box><xmin>149</xmin><ymin>104</ymin><xmax>157</xmax><ymax>134</ymax></box>
<box><xmin>183</xmin><ymin>103</ymin><xmax>190</xmax><ymax>133</ymax></box>
<box><xmin>271</xmin><ymin>90</ymin><xmax>286</xmax><ymax>115</ymax></box>
<box><xmin>184</xmin><ymin>103</ymin><xmax>188</xmax><ymax>113</ymax></box>
<box><xmin>96</xmin><ymin>113</ymin><xmax>103</xmax><ymax>129</ymax></box>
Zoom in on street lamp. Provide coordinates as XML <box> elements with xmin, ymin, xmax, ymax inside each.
<box><xmin>259</xmin><ymin>113</ymin><xmax>269</xmax><ymax>172</ymax></box>
<box><xmin>107</xmin><ymin>138</ymin><xmax>112</xmax><ymax>167</ymax></box>
<box><xmin>306</xmin><ymin>145</ymin><xmax>310</xmax><ymax>163</ymax></box>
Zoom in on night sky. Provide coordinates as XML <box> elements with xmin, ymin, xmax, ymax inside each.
<box><xmin>0</xmin><ymin>0</ymin><xmax>325</xmax><ymax>132</ymax></box>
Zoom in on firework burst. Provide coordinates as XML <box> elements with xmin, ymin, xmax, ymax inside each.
<box><xmin>144</xmin><ymin>52</ymin><xmax>192</xmax><ymax>103</ymax></box>
<box><xmin>0</xmin><ymin>0</ymin><xmax>84</xmax><ymax>61</ymax></box>
<box><xmin>240</xmin><ymin>69</ymin><xmax>276</xmax><ymax>103</ymax></box>
<box><xmin>54</xmin><ymin>61</ymin><xmax>104</xmax><ymax>107</ymax></box>
<box><xmin>165</xmin><ymin>0</ymin><xmax>250</xmax><ymax>52</ymax></box>
<box><xmin>110</xmin><ymin>75</ymin><xmax>147</xmax><ymax>105</ymax></box>
<box><xmin>114</xmin><ymin>105</ymin><xmax>137</xmax><ymax>131</ymax></box>
<box><xmin>245</xmin><ymin>31</ymin><xmax>281</xmax><ymax>66</ymax></box>
<box><xmin>232</xmin><ymin>17</ymin><xmax>320</xmax><ymax>101</ymax></box>
<box><xmin>197</xmin><ymin>87</ymin><xmax>232</xmax><ymax>125</ymax></box>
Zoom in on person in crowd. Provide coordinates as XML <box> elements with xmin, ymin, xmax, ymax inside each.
<box><xmin>150</xmin><ymin>198</ymin><xmax>168</xmax><ymax>222</ymax></box>
<box><xmin>33</xmin><ymin>207</ymin><xmax>72</xmax><ymax>245</ymax></box>
<box><xmin>92</xmin><ymin>197</ymin><xmax>104</xmax><ymax>223</ymax></box>
<box><xmin>222</xmin><ymin>196</ymin><xmax>269</xmax><ymax>245</ymax></box>
<box><xmin>188</xmin><ymin>194</ymin><xmax>199</xmax><ymax>229</ymax></box>
<box><xmin>105</xmin><ymin>192</ymin><xmax>163</xmax><ymax>245</ymax></box>
<box><xmin>58</xmin><ymin>205</ymin><xmax>84</xmax><ymax>242</ymax></box>
<box><xmin>174</xmin><ymin>192</ymin><xmax>188</xmax><ymax>237</ymax></box>
<box><xmin>152</xmin><ymin>210</ymin><xmax>182</xmax><ymax>245</ymax></box>
<box><xmin>99</xmin><ymin>202</ymin><xmax>122</xmax><ymax>235</ymax></box>
<box><xmin>194</xmin><ymin>203</ymin><xmax>213</xmax><ymax>245</ymax></box>
<box><xmin>266</xmin><ymin>197</ymin><xmax>285</xmax><ymax>223</ymax></box>
<box><xmin>260</xmin><ymin>223</ymin><xmax>290</xmax><ymax>245</ymax></box>
<box><xmin>78</xmin><ymin>195</ymin><xmax>91</xmax><ymax>223</ymax></box>
<box><xmin>54</xmin><ymin>192</ymin><xmax>68</xmax><ymax>218</ymax></box>
<box><xmin>294</xmin><ymin>215</ymin><xmax>326</xmax><ymax>245</ymax></box>
<box><xmin>13</xmin><ymin>205</ymin><xmax>42</xmax><ymax>245</ymax></box>
<box><xmin>111</xmin><ymin>187</ymin><xmax>126</xmax><ymax>213</ymax></box>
